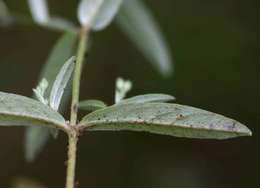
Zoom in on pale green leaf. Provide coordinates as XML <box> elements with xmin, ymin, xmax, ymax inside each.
<box><xmin>77</xmin><ymin>0</ymin><xmax>123</xmax><ymax>31</ymax></box>
<box><xmin>25</xmin><ymin>32</ymin><xmax>77</xmax><ymax>161</ymax></box>
<box><xmin>79</xmin><ymin>103</ymin><xmax>251</xmax><ymax>139</ymax></box>
<box><xmin>79</xmin><ymin>100</ymin><xmax>107</xmax><ymax>111</ymax></box>
<box><xmin>49</xmin><ymin>56</ymin><xmax>75</xmax><ymax>111</ymax></box>
<box><xmin>0</xmin><ymin>92</ymin><xmax>66</xmax><ymax>130</ymax></box>
<box><xmin>92</xmin><ymin>0</ymin><xmax>123</xmax><ymax>31</ymax></box>
<box><xmin>44</xmin><ymin>17</ymin><xmax>77</xmax><ymax>32</ymax></box>
<box><xmin>0</xmin><ymin>0</ymin><xmax>13</xmax><ymax>26</ymax></box>
<box><xmin>118</xmin><ymin>94</ymin><xmax>175</xmax><ymax>104</ymax></box>
<box><xmin>116</xmin><ymin>0</ymin><xmax>173</xmax><ymax>76</ymax></box>
<box><xmin>28</xmin><ymin>0</ymin><xmax>49</xmax><ymax>24</ymax></box>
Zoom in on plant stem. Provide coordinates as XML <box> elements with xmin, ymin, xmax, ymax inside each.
<box><xmin>66</xmin><ymin>28</ymin><xmax>88</xmax><ymax>188</ymax></box>
<box><xmin>70</xmin><ymin>28</ymin><xmax>88</xmax><ymax>125</ymax></box>
<box><xmin>66</xmin><ymin>132</ymin><xmax>78</xmax><ymax>188</ymax></box>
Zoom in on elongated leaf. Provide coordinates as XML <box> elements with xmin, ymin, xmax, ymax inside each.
<box><xmin>118</xmin><ymin>94</ymin><xmax>175</xmax><ymax>104</ymax></box>
<box><xmin>79</xmin><ymin>100</ymin><xmax>107</xmax><ymax>111</ymax></box>
<box><xmin>25</xmin><ymin>32</ymin><xmax>77</xmax><ymax>161</ymax></box>
<box><xmin>92</xmin><ymin>0</ymin><xmax>123</xmax><ymax>31</ymax></box>
<box><xmin>43</xmin><ymin>17</ymin><xmax>77</xmax><ymax>32</ymax></box>
<box><xmin>116</xmin><ymin>0</ymin><xmax>173</xmax><ymax>76</ymax></box>
<box><xmin>77</xmin><ymin>0</ymin><xmax>103</xmax><ymax>27</ymax></box>
<box><xmin>28</xmin><ymin>0</ymin><xmax>50</xmax><ymax>24</ymax></box>
<box><xmin>77</xmin><ymin>0</ymin><xmax>123</xmax><ymax>31</ymax></box>
<box><xmin>0</xmin><ymin>0</ymin><xmax>13</xmax><ymax>26</ymax></box>
<box><xmin>0</xmin><ymin>92</ymin><xmax>66</xmax><ymax>129</ymax></box>
<box><xmin>49</xmin><ymin>56</ymin><xmax>75</xmax><ymax>111</ymax></box>
<box><xmin>79</xmin><ymin>103</ymin><xmax>251</xmax><ymax>139</ymax></box>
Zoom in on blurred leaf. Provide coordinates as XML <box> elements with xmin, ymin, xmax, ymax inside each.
<box><xmin>43</xmin><ymin>17</ymin><xmax>77</xmax><ymax>32</ymax></box>
<box><xmin>116</xmin><ymin>0</ymin><xmax>173</xmax><ymax>76</ymax></box>
<box><xmin>25</xmin><ymin>32</ymin><xmax>77</xmax><ymax>162</ymax></box>
<box><xmin>115</xmin><ymin>77</ymin><xmax>132</xmax><ymax>103</ymax></box>
<box><xmin>0</xmin><ymin>92</ymin><xmax>66</xmax><ymax>129</ymax></box>
<box><xmin>28</xmin><ymin>0</ymin><xmax>50</xmax><ymax>24</ymax></box>
<box><xmin>79</xmin><ymin>100</ymin><xmax>107</xmax><ymax>111</ymax></box>
<box><xmin>77</xmin><ymin>0</ymin><xmax>103</xmax><ymax>28</ymax></box>
<box><xmin>80</xmin><ymin>102</ymin><xmax>251</xmax><ymax>139</ymax></box>
<box><xmin>49</xmin><ymin>56</ymin><xmax>75</xmax><ymax>111</ymax></box>
<box><xmin>77</xmin><ymin>0</ymin><xmax>123</xmax><ymax>31</ymax></box>
<box><xmin>0</xmin><ymin>0</ymin><xmax>13</xmax><ymax>26</ymax></box>
<box><xmin>92</xmin><ymin>0</ymin><xmax>123</xmax><ymax>31</ymax></box>
<box><xmin>118</xmin><ymin>94</ymin><xmax>175</xmax><ymax>104</ymax></box>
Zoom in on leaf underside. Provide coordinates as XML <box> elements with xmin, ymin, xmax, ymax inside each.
<box><xmin>0</xmin><ymin>92</ymin><xmax>66</xmax><ymax>130</ymax></box>
<box><xmin>80</xmin><ymin>103</ymin><xmax>251</xmax><ymax>139</ymax></box>
<box><xmin>116</xmin><ymin>0</ymin><xmax>173</xmax><ymax>76</ymax></box>
<box><xmin>118</xmin><ymin>94</ymin><xmax>175</xmax><ymax>104</ymax></box>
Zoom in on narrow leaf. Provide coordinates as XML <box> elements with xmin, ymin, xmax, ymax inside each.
<box><xmin>77</xmin><ymin>0</ymin><xmax>123</xmax><ymax>31</ymax></box>
<box><xmin>118</xmin><ymin>94</ymin><xmax>175</xmax><ymax>104</ymax></box>
<box><xmin>0</xmin><ymin>92</ymin><xmax>66</xmax><ymax>130</ymax></box>
<box><xmin>79</xmin><ymin>100</ymin><xmax>107</xmax><ymax>111</ymax></box>
<box><xmin>28</xmin><ymin>0</ymin><xmax>50</xmax><ymax>24</ymax></box>
<box><xmin>44</xmin><ymin>17</ymin><xmax>77</xmax><ymax>32</ymax></box>
<box><xmin>49</xmin><ymin>56</ymin><xmax>75</xmax><ymax>111</ymax></box>
<box><xmin>0</xmin><ymin>0</ymin><xmax>13</xmax><ymax>26</ymax></box>
<box><xmin>116</xmin><ymin>0</ymin><xmax>173</xmax><ymax>76</ymax></box>
<box><xmin>25</xmin><ymin>32</ymin><xmax>77</xmax><ymax>161</ymax></box>
<box><xmin>92</xmin><ymin>0</ymin><xmax>123</xmax><ymax>31</ymax></box>
<box><xmin>77</xmin><ymin>0</ymin><xmax>103</xmax><ymax>28</ymax></box>
<box><xmin>79</xmin><ymin>103</ymin><xmax>252</xmax><ymax>139</ymax></box>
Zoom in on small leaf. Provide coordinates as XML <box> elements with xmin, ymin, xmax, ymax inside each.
<box><xmin>79</xmin><ymin>103</ymin><xmax>252</xmax><ymax>139</ymax></box>
<box><xmin>25</xmin><ymin>32</ymin><xmax>77</xmax><ymax>161</ymax></box>
<box><xmin>118</xmin><ymin>94</ymin><xmax>175</xmax><ymax>104</ymax></box>
<box><xmin>77</xmin><ymin>0</ymin><xmax>123</xmax><ymax>31</ymax></box>
<box><xmin>49</xmin><ymin>56</ymin><xmax>75</xmax><ymax>111</ymax></box>
<box><xmin>28</xmin><ymin>0</ymin><xmax>50</xmax><ymax>24</ymax></box>
<box><xmin>79</xmin><ymin>100</ymin><xmax>107</xmax><ymax>111</ymax></box>
<box><xmin>115</xmin><ymin>77</ymin><xmax>132</xmax><ymax>103</ymax></box>
<box><xmin>33</xmin><ymin>78</ymin><xmax>49</xmax><ymax>105</ymax></box>
<box><xmin>116</xmin><ymin>0</ymin><xmax>173</xmax><ymax>76</ymax></box>
<box><xmin>0</xmin><ymin>92</ymin><xmax>66</xmax><ymax>130</ymax></box>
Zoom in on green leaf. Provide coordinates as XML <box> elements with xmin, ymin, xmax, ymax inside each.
<box><xmin>49</xmin><ymin>56</ymin><xmax>75</xmax><ymax>111</ymax></box>
<box><xmin>43</xmin><ymin>17</ymin><xmax>77</xmax><ymax>32</ymax></box>
<box><xmin>79</xmin><ymin>100</ymin><xmax>107</xmax><ymax>111</ymax></box>
<box><xmin>118</xmin><ymin>94</ymin><xmax>175</xmax><ymax>105</ymax></box>
<box><xmin>0</xmin><ymin>92</ymin><xmax>66</xmax><ymax>129</ymax></box>
<box><xmin>77</xmin><ymin>0</ymin><xmax>123</xmax><ymax>31</ymax></box>
<box><xmin>116</xmin><ymin>0</ymin><xmax>173</xmax><ymax>76</ymax></box>
<box><xmin>25</xmin><ymin>32</ymin><xmax>77</xmax><ymax>162</ymax></box>
<box><xmin>79</xmin><ymin>103</ymin><xmax>252</xmax><ymax>139</ymax></box>
<box><xmin>0</xmin><ymin>0</ymin><xmax>13</xmax><ymax>26</ymax></box>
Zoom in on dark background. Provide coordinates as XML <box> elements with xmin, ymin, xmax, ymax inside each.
<box><xmin>0</xmin><ymin>0</ymin><xmax>259</xmax><ymax>187</ymax></box>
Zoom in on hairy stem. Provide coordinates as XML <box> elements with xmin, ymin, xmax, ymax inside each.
<box><xmin>66</xmin><ymin>28</ymin><xmax>88</xmax><ymax>188</ymax></box>
<box><xmin>66</xmin><ymin>132</ymin><xmax>78</xmax><ymax>188</ymax></box>
<box><xmin>70</xmin><ymin>28</ymin><xmax>88</xmax><ymax>125</ymax></box>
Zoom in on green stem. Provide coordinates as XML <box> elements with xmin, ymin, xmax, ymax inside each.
<box><xmin>65</xmin><ymin>133</ymin><xmax>78</xmax><ymax>188</ymax></box>
<box><xmin>66</xmin><ymin>28</ymin><xmax>88</xmax><ymax>188</ymax></box>
<box><xmin>70</xmin><ymin>28</ymin><xmax>88</xmax><ymax>125</ymax></box>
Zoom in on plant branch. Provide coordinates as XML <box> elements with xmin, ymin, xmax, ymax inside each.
<box><xmin>70</xmin><ymin>28</ymin><xmax>88</xmax><ymax>125</ymax></box>
<box><xmin>66</xmin><ymin>28</ymin><xmax>88</xmax><ymax>188</ymax></box>
<box><xmin>65</xmin><ymin>131</ymin><xmax>78</xmax><ymax>188</ymax></box>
